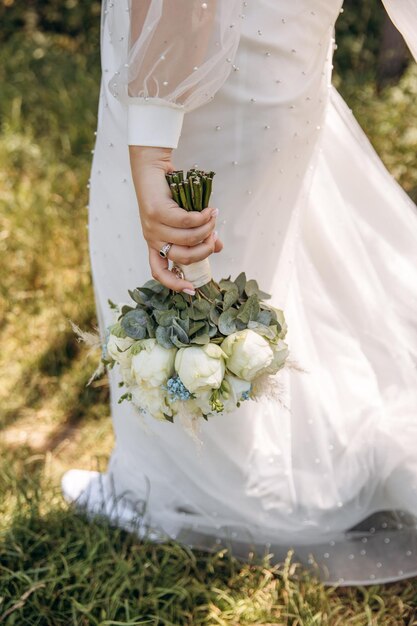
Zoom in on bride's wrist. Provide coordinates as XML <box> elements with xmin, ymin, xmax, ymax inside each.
<box><xmin>129</xmin><ymin>145</ymin><xmax>173</xmax><ymax>171</ymax></box>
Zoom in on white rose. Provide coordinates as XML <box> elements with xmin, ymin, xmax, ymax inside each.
<box><xmin>175</xmin><ymin>343</ymin><xmax>226</xmax><ymax>393</ymax></box>
<box><xmin>266</xmin><ymin>339</ymin><xmax>289</xmax><ymax>375</ymax></box>
<box><xmin>131</xmin><ymin>338</ymin><xmax>176</xmax><ymax>388</ymax></box>
<box><xmin>221</xmin><ymin>329</ymin><xmax>273</xmax><ymax>381</ymax></box>
<box><xmin>131</xmin><ymin>386</ymin><xmax>173</xmax><ymax>422</ymax></box>
<box><xmin>106</xmin><ymin>332</ymin><xmax>135</xmax><ymax>368</ymax></box>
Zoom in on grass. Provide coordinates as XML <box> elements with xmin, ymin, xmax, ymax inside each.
<box><xmin>1</xmin><ymin>25</ymin><xmax>417</xmax><ymax>625</ymax></box>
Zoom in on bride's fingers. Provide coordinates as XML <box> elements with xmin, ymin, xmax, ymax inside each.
<box><xmin>155</xmin><ymin>214</ymin><xmax>217</xmax><ymax>247</ymax></box>
<box><xmin>214</xmin><ymin>237</ymin><xmax>223</xmax><ymax>253</ymax></box>
<box><xmin>148</xmin><ymin>247</ymin><xmax>195</xmax><ymax>293</ymax></box>
<box><xmin>161</xmin><ymin>205</ymin><xmax>218</xmax><ymax>229</ymax></box>
<box><xmin>164</xmin><ymin>232</ymin><xmax>219</xmax><ymax>266</ymax></box>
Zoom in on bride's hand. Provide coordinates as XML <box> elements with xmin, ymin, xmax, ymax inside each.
<box><xmin>129</xmin><ymin>145</ymin><xmax>223</xmax><ymax>293</ymax></box>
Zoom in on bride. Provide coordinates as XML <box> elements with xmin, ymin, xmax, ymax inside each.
<box><xmin>62</xmin><ymin>0</ymin><xmax>417</xmax><ymax>586</ymax></box>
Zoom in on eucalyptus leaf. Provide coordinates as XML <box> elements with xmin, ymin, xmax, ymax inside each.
<box><xmin>223</xmin><ymin>284</ymin><xmax>239</xmax><ymax>310</ymax></box>
<box><xmin>199</xmin><ymin>282</ymin><xmax>220</xmax><ymax>300</ymax></box>
<box><xmin>121</xmin><ymin>304</ymin><xmax>135</xmax><ymax>316</ymax></box>
<box><xmin>189</xmin><ymin>299</ymin><xmax>211</xmax><ymax>321</ymax></box>
<box><xmin>244</xmin><ymin>279</ymin><xmax>260</xmax><ymax>297</ymax></box>
<box><xmin>236</xmin><ymin>318</ymin><xmax>246</xmax><ymax>331</ymax></box>
<box><xmin>137</xmin><ymin>287</ymin><xmax>156</xmax><ymax>300</ymax></box>
<box><xmin>208</xmin><ymin>323</ymin><xmax>217</xmax><ymax>337</ymax></box>
<box><xmin>189</xmin><ymin>321</ymin><xmax>207</xmax><ymax>336</ymax></box>
<box><xmin>237</xmin><ymin>294</ymin><xmax>260</xmax><ymax>325</ymax></box>
<box><xmin>219</xmin><ymin>278</ymin><xmax>233</xmax><ymax>291</ymax></box>
<box><xmin>172</xmin><ymin>294</ymin><xmax>187</xmax><ymax>310</ymax></box>
<box><xmin>218</xmin><ymin>308</ymin><xmax>238</xmax><ymax>335</ymax></box>
<box><xmin>154</xmin><ymin>309</ymin><xmax>177</xmax><ymax>327</ymax></box>
<box><xmin>210</xmin><ymin>306</ymin><xmax>220</xmax><ymax>325</ymax></box>
<box><xmin>149</xmin><ymin>294</ymin><xmax>171</xmax><ymax>310</ymax></box>
<box><xmin>192</xmin><ymin>333</ymin><xmax>210</xmax><ymax>345</ymax></box>
<box><xmin>128</xmin><ymin>288</ymin><xmax>145</xmax><ymax>305</ymax></box>
<box><xmin>176</xmin><ymin>316</ymin><xmax>189</xmax><ymax>335</ymax></box>
<box><xmin>234</xmin><ymin>272</ymin><xmax>247</xmax><ymax>296</ymax></box>
<box><xmin>172</xmin><ymin>318</ymin><xmax>189</xmax><ymax>344</ymax></box>
<box><xmin>156</xmin><ymin>325</ymin><xmax>174</xmax><ymax>349</ymax></box>
<box><xmin>258</xmin><ymin>289</ymin><xmax>272</xmax><ymax>300</ymax></box>
<box><xmin>248</xmin><ymin>320</ymin><xmax>277</xmax><ymax>340</ymax></box>
<box><xmin>142</xmin><ymin>279</ymin><xmax>168</xmax><ymax>296</ymax></box>
<box><xmin>170</xmin><ymin>333</ymin><xmax>190</xmax><ymax>348</ymax></box>
<box><xmin>146</xmin><ymin>319</ymin><xmax>156</xmax><ymax>338</ymax></box>
<box><xmin>195</xmin><ymin>322</ymin><xmax>210</xmax><ymax>337</ymax></box>
<box><xmin>121</xmin><ymin>309</ymin><xmax>149</xmax><ymax>340</ymax></box>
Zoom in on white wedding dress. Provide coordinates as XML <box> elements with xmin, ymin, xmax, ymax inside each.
<box><xmin>61</xmin><ymin>0</ymin><xmax>417</xmax><ymax>585</ymax></box>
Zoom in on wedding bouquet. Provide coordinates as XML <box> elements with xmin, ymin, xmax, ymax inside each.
<box><xmin>73</xmin><ymin>168</ymin><xmax>291</xmax><ymax>426</ymax></box>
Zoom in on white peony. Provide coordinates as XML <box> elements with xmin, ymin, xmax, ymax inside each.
<box><xmin>131</xmin><ymin>338</ymin><xmax>176</xmax><ymax>388</ymax></box>
<box><xmin>175</xmin><ymin>343</ymin><xmax>226</xmax><ymax>393</ymax></box>
<box><xmin>221</xmin><ymin>329</ymin><xmax>273</xmax><ymax>381</ymax></box>
<box><xmin>266</xmin><ymin>339</ymin><xmax>289</xmax><ymax>375</ymax></box>
<box><xmin>106</xmin><ymin>332</ymin><xmax>135</xmax><ymax>368</ymax></box>
<box><xmin>131</xmin><ymin>385</ymin><xmax>173</xmax><ymax>421</ymax></box>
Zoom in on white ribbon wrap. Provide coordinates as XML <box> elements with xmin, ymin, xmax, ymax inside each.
<box><xmin>177</xmin><ymin>258</ymin><xmax>212</xmax><ymax>288</ymax></box>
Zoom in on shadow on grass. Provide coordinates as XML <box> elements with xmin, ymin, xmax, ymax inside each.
<box><xmin>0</xmin><ymin>308</ymin><xmax>108</xmax><ymax>435</ymax></box>
<box><xmin>38</xmin><ymin>378</ymin><xmax>109</xmax><ymax>455</ymax></box>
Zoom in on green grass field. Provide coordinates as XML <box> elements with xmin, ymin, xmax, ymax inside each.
<box><xmin>1</xmin><ymin>26</ymin><xmax>417</xmax><ymax>625</ymax></box>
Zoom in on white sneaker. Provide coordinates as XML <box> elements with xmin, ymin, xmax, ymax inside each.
<box><xmin>61</xmin><ymin>468</ymin><xmax>150</xmax><ymax>536</ymax></box>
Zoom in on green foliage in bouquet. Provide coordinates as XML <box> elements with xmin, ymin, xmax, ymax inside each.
<box><xmin>109</xmin><ymin>273</ymin><xmax>287</xmax><ymax>352</ymax></box>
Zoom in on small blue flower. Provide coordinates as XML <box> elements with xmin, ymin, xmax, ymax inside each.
<box><xmin>166</xmin><ymin>376</ymin><xmax>192</xmax><ymax>402</ymax></box>
<box><xmin>241</xmin><ymin>389</ymin><xmax>251</xmax><ymax>402</ymax></box>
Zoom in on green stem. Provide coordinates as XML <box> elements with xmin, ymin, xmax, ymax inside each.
<box><xmin>178</xmin><ymin>182</ymin><xmax>189</xmax><ymax>210</ymax></box>
<box><xmin>189</xmin><ymin>177</ymin><xmax>197</xmax><ymax>210</ymax></box>
<box><xmin>184</xmin><ymin>180</ymin><xmax>193</xmax><ymax>210</ymax></box>
<box><xmin>170</xmin><ymin>183</ymin><xmax>180</xmax><ymax>205</ymax></box>
<box><xmin>203</xmin><ymin>177</ymin><xmax>213</xmax><ymax>208</ymax></box>
<box><xmin>194</xmin><ymin>179</ymin><xmax>202</xmax><ymax>211</ymax></box>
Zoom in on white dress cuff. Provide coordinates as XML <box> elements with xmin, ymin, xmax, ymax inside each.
<box><xmin>127</xmin><ymin>101</ymin><xmax>185</xmax><ymax>149</ymax></box>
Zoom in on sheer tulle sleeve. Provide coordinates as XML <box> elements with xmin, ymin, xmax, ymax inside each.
<box><xmin>381</xmin><ymin>0</ymin><xmax>417</xmax><ymax>61</ymax></box>
<box><xmin>108</xmin><ymin>0</ymin><xmax>242</xmax><ymax>148</ymax></box>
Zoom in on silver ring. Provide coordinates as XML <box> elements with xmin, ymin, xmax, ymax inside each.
<box><xmin>159</xmin><ymin>242</ymin><xmax>172</xmax><ymax>259</ymax></box>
